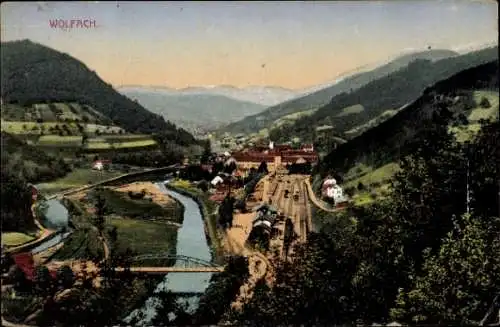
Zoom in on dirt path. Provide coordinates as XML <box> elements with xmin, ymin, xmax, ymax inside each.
<box><xmin>221</xmin><ymin>209</ymin><xmax>274</xmax><ymax>311</ymax></box>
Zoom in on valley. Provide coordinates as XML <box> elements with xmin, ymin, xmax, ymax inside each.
<box><xmin>1</xmin><ymin>2</ymin><xmax>499</xmax><ymax>326</ymax></box>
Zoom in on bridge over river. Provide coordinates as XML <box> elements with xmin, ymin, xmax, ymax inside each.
<box><xmin>112</xmin><ymin>254</ymin><xmax>225</xmax><ymax>274</ymax></box>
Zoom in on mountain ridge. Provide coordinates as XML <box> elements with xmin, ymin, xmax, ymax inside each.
<box><xmin>267</xmin><ymin>46</ymin><xmax>498</xmax><ymax>150</ymax></box>
<box><xmin>218</xmin><ymin>49</ymin><xmax>462</xmax><ymax>135</ymax></box>
<box><xmin>119</xmin><ymin>89</ymin><xmax>267</xmax><ymax>132</ymax></box>
<box><xmin>117</xmin><ymin>84</ymin><xmax>299</xmax><ymax>106</ymax></box>
<box><xmin>1</xmin><ymin>39</ymin><xmax>197</xmax><ymax>146</ymax></box>
<box><xmin>318</xmin><ymin>59</ymin><xmax>499</xmax><ymax>176</ymax></box>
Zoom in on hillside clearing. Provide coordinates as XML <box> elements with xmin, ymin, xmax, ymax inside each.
<box><xmin>2</xmin><ymin>232</ymin><xmax>36</xmax><ymax>246</ymax></box>
<box><xmin>336</xmin><ymin>104</ymin><xmax>364</xmax><ymax>117</ymax></box>
<box><xmin>345</xmin><ymin>109</ymin><xmax>399</xmax><ymax>137</ymax></box>
<box><xmin>37</xmin><ymin>135</ymin><xmax>83</xmax><ymax>147</ymax></box>
<box><xmin>106</xmin><ymin>218</ymin><xmax>178</xmax><ymax>256</ymax></box>
<box><xmin>344</xmin><ymin>162</ymin><xmax>400</xmax><ymax>187</ymax></box>
<box><xmin>36</xmin><ymin>169</ymin><xmax>124</xmax><ymax>194</ymax></box>
<box><xmin>467</xmin><ymin>90</ymin><xmax>499</xmax><ymax>122</ymax></box>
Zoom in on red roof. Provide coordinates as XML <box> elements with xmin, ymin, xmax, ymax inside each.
<box><xmin>12</xmin><ymin>252</ymin><xmax>36</xmax><ymax>281</ymax></box>
<box><xmin>12</xmin><ymin>252</ymin><xmax>58</xmax><ymax>281</ymax></box>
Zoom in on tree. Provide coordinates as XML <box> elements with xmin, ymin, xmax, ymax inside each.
<box><xmin>257</xmin><ymin>161</ymin><xmax>268</xmax><ymax>174</ymax></box>
<box><xmin>218</xmin><ymin>195</ymin><xmax>235</xmax><ymax>229</ymax></box>
<box><xmin>56</xmin><ymin>265</ymin><xmax>75</xmax><ymax>289</ymax></box>
<box><xmin>198</xmin><ymin>180</ymin><xmax>209</xmax><ymax>192</ymax></box>
<box><xmin>479</xmin><ymin>96</ymin><xmax>491</xmax><ymax>108</ymax></box>
<box><xmin>201</xmin><ymin>140</ymin><xmax>211</xmax><ymax>164</ymax></box>
<box><xmin>8</xmin><ymin>265</ymin><xmax>31</xmax><ymax>292</ymax></box>
<box><xmin>193</xmin><ymin>255</ymin><xmax>250</xmax><ymax>325</ymax></box>
<box><xmin>1</xmin><ymin>170</ymin><xmax>34</xmax><ymax>231</ymax></box>
<box><xmin>108</xmin><ymin>226</ymin><xmax>118</xmax><ymax>244</ymax></box>
<box><xmin>224</xmin><ymin>161</ymin><xmax>237</xmax><ymax>174</ymax></box>
<box><xmin>34</xmin><ymin>266</ymin><xmax>53</xmax><ymax>296</ymax></box>
<box><xmin>94</xmin><ymin>193</ymin><xmax>106</xmax><ymax>232</ymax></box>
<box><xmin>390</xmin><ymin>214</ymin><xmax>500</xmax><ymax>325</ymax></box>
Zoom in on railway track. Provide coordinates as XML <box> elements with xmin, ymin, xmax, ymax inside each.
<box><xmin>297</xmin><ymin>180</ymin><xmax>309</xmax><ymax>242</ymax></box>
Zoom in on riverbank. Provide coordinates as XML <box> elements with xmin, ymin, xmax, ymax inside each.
<box><xmin>56</xmin><ymin>183</ymin><xmax>182</xmax><ymax>261</ymax></box>
<box><xmin>3</xmin><ymin>203</ymin><xmax>56</xmax><ymax>255</ymax></box>
<box><xmin>164</xmin><ymin>180</ymin><xmax>225</xmax><ymax>264</ymax></box>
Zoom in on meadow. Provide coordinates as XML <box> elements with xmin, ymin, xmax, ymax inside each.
<box><xmin>36</xmin><ymin>169</ymin><xmax>124</xmax><ymax>194</ymax></box>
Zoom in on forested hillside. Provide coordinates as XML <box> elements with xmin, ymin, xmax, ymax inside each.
<box><xmin>318</xmin><ymin>60</ymin><xmax>499</xmax><ymax>176</ymax></box>
<box><xmin>267</xmin><ymin>46</ymin><xmax>498</xmax><ymax>147</ymax></box>
<box><xmin>1</xmin><ymin>131</ymin><xmax>71</xmax><ymax>233</ymax></box>
<box><xmin>220</xmin><ymin>49</ymin><xmax>458</xmax><ymax>135</ymax></box>
<box><xmin>1</xmin><ymin>131</ymin><xmax>71</xmax><ymax>183</ymax></box>
<box><xmin>1</xmin><ymin>40</ymin><xmax>196</xmax><ymax>145</ymax></box>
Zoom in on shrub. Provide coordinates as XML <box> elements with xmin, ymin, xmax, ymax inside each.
<box><xmin>479</xmin><ymin>97</ymin><xmax>491</xmax><ymax>108</ymax></box>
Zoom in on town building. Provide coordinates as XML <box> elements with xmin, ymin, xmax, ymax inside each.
<box><xmin>92</xmin><ymin>160</ymin><xmax>111</xmax><ymax>171</ymax></box>
<box><xmin>322</xmin><ymin>177</ymin><xmax>348</xmax><ymax>205</ymax></box>
<box><xmin>231</xmin><ymin>141</ymin><xmax>319</xmax><ymax>168</ymax></box>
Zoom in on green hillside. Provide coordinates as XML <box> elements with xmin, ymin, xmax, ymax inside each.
<box><xmin>315</xmin><ymin>60</ymin><xmax>498</xmax><ymax>206</ymax></box>
<box><xmin>219</xmin><ymin>49</ymin><xmax>458</xmax><ymax>135</ymax></box>
<box><xmin>268</xmin><ymin>47</ymin><xmax>498</xmax><ymax>150</ymax></box>
<box><xmin>1</xmin><ymin>131</ymin><xmax>71</xmax><ymax>183</ymax></box>
<box><xmin>1</xmin><ymin>40</ymin><xmax>197</xmax><ymax>146</ymax></box>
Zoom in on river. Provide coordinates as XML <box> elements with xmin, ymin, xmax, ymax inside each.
<box><xmin>31</xmin><ymin>199</ymin><xmax>72</xmax><ymax>254</ymax></box>
<box><xmin>124</xmin><ymin>181</ymin><xmax>213</xmax><ymax>325</ymax></box>
<box><xmin>30</xmin><ymin>182</ymin><xmax>213</xmax><ymax>324</ymax></box>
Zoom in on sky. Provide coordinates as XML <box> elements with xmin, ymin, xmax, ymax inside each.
<box><xmin>1</xmin><ymin>1</ymin><xmax>498</xmax><ymax>90</ymax></box>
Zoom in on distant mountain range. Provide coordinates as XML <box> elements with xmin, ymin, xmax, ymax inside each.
<box><xmin>118</xmin><ymin>85</ymin><xmax>300</xmax><ymax>106</ymax></box>
<box><xmin>219</xmin><ymin>49</ymin><xmax>462</xmax><ymax>135</ymax></box>
<box><xmin>263</xmin><ymin>46</ymin><xmax>498</xmax><ymax>152</ymax></box>
<box><xmin>117</xmin><ymin>87</ymin><xmax>268</xmax><ymax>133</ymax></box>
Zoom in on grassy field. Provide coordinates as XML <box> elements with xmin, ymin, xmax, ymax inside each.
<box><xmin>345</xmin><ymin>109</ymin><xmax>399</xmax><ymax>137</ymax></box>
<box><xmin>2</xmin><ymin>232</ymin><xmax>36</xmax><ymax>247</ymax></box>
<box><xmin>340</xmin><ymin>162</ymin><xmax>399</xmax><ymax>207</ymax></box>
<box><xmin>36</xmin><ymin>169</ymin><xmax>124</xmax><ymax>194</ymax></box>
<box><xmin>271</xmin><ymin>108</ymin><xmax>317</xmax><ymax>129</ymax></box>
<box><xmin>449</xmin><ymin>123</ymin><xmax>483</xmax><ymax>143</ymax></box>
<box><xmin>56</xmin><ymin>196</ymin><xmax>179</xmax><ymax>261</ymax></box>
<box><xmin>344</xmin><ymin>162</ymin><xmax>399</xmax><ymax>187</ymax></box>
<box><xmin>37</xmin><ymin>135</ymin><xmax>83</xmax><ymax>147</ymax></box>
<box><xmin>52</xmin><ymin>228</ymin><xmax>104</xmax><ymax>260</ymax></box>
<box><xmin>1</xmin><ymin>120</ymin><xmax>158</xmax><ymax>154</ymax></box>
<box><xmin>105</xmin><ymin>218</ymin><xmax>178</xmax><ymax>256</ymax></box>
<box><xmin>336</xmin><ymin>104</ymin><xmax>365</xmax><ymax>117</ymax></box>
<box><xmin>84</xmin><ymin>138</ymin><xmax>157</xmax><ymax>150</ymax></box>
<box><xmin>0</xmin><ymin>121</ymin><xmax>126</xmax><ymax>135</ymax></box>
<box><xmin>91</xmin><ymin>188</ymin><xmax>183</xmax><ymax>223</ymax></box>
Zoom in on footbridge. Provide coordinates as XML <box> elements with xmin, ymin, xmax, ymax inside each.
<box><xmin>113</xmin><ymin>254</ymin><xmax>225</xmax><ymax>274</ymax></box>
